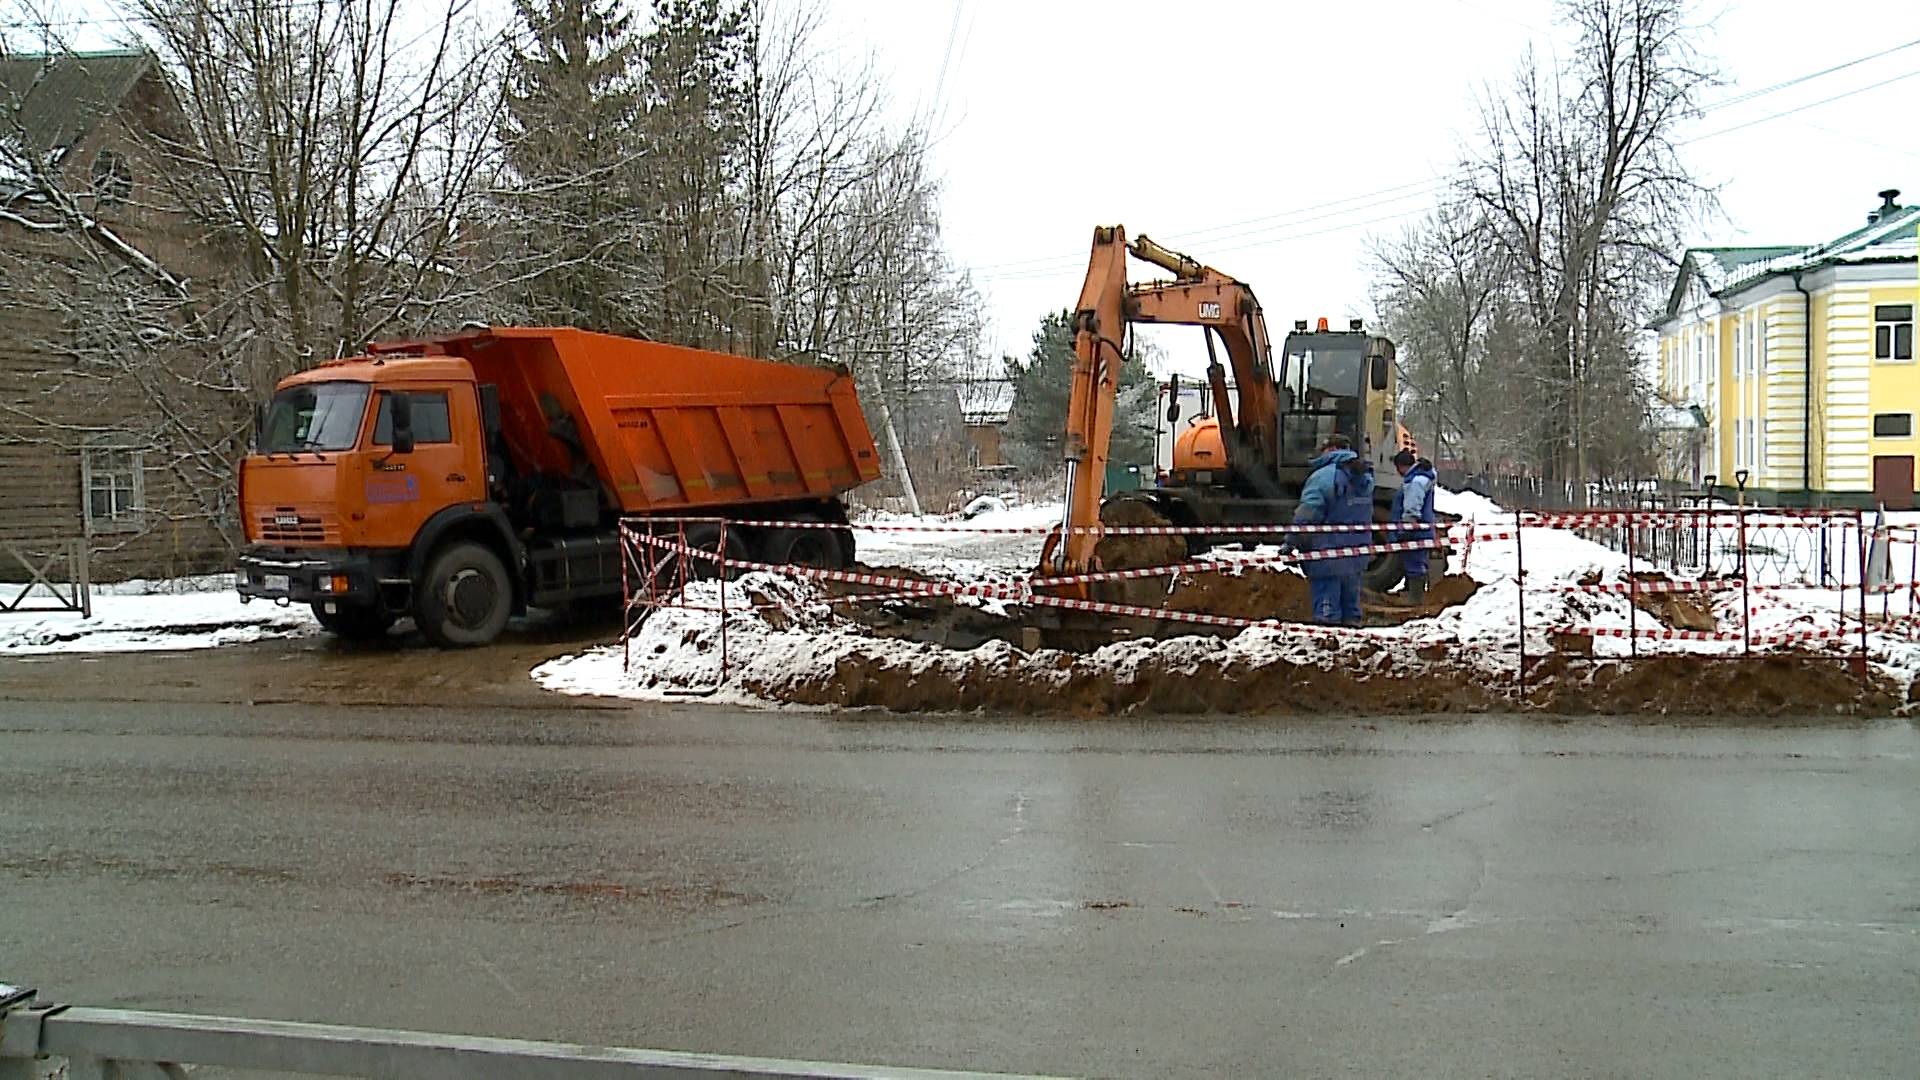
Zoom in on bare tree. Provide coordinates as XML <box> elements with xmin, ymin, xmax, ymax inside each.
<box><xmin>1369</xmin><ymin>200</ymin><xmax>1515</xmax><ymax>467</ymax></box>
<box><xmin>1458</xmin><ymin>0</ymin><xmax>1713</xmax><ymax>481</ymax></box>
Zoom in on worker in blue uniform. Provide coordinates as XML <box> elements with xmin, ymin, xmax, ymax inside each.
<box><xmin>1390</xmin><ymin>449</ymin><xmax>1438</xmax><ymax>605</ymax></box>
<box><xmin>1292</xmin><ymin>435</ymin><xmax>1374</xmax><ymax>626</ymax></box>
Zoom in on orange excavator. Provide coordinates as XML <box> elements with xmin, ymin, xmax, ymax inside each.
<box><xmin>1037</xmin><ymin>226</ymin><xmax>1436</xmax><ymax>595</ymax></box>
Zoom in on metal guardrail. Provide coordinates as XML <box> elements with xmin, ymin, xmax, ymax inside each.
<box><xmin>0</xmin><ymin>539</ymin><xmax>90</xmax><ymax>617</ymax></box>
<box><xmin>0</xmin><ymin>985</ymin><xmax>1060</xmax><ymax>1080</ymax></box>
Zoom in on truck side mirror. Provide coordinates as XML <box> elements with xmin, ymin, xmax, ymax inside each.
<box><xmin>1165</xmin><ymin>374</ymin><xmax>1182</xmax><ymax>423</ymax></box>
<box><xmin>389</xmin><ymin>392</ymin><xmax>416</xmax><ymax>455</ymax></box>
<box><xmin>1370</xmin><ymin>354</ymin><xmax>1389</xmax><ymax>392</ymax></box>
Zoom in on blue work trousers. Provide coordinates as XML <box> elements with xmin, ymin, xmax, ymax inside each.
<box><xmin>1310</xmin><ymin>573</ymin><xmax>1362</xmax><ymax>625</ymax></box>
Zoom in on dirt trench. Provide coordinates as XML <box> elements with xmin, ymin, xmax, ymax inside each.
<box><xmin>828</xmin><ymin>558</ymin><xmax>1483</xmax><ymax>651</ymax></box>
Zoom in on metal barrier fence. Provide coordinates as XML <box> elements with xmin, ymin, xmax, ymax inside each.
<box><xmin>0</xmin><ymin>984</ymin><xmax>1053</xmax><ymax>1079</ymax></box>
<box><xmin>0</xmin><ymin>539</ymin><xmax>90</xmax><ymax>617</ymax></box>
<box><xmin>1510</xmin><ymin>508</ymin><xmax>1883</xmax><ymax>684</ymax></box>
<box><xmin>613</xmin><ymin>508</ymin><xmax>1919</xmax><ymax>697</ymax></box>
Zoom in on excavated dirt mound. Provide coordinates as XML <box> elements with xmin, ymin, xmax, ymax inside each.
<box><xmin>1090</xmin><ymin>499</ymin><xmax>1187</xmax><ymax>576</ymax></box>
<box><xmin>1576</xmin><ymin>570</ymin><xmax>1721</xmax><ymax>632</ymax></box>
<box><xmin>759</xmin><ymin>646</ymin><xmax>1899</xmax><ymax>718</ymax></box>
<box><xmin>1163</xmin><ymin>567</ymin><xmax>1315</xmax><ymax>622</ymax></box>
<box><xmin>1528</xmin><ymin>654</ymin><xmax>1899</xmax><ymax>716</ymax></box>
<box><xmin>829</xmin><ymin>560</ymin><xmax>1484</xmax><ymax>649</ymax></box>
<box><xmin>744</xmin><ymin>641</ymin><xmax>1889</xmax><ymax>718</ymax></box>
<box><xmin>769</xmin><ymin>639</ymin><xmax>1507</xmax><ymax>716</ymax></box>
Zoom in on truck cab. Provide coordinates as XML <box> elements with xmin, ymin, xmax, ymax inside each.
<box><xmin>237</xmin><ymin>356</ymin><xmax>523</xmax><ymax>645</ymax></box>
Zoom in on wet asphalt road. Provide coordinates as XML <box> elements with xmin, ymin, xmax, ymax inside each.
<box><xmin>2</xmin><ymin>698</ymin><xmax>1918</xmax><ymax>1078</ymax></box>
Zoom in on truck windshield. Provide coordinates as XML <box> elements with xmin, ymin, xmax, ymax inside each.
<box><xmin>259</xmin><ymin>382</ymin><xmax>371</xmax><ymax>453</ymax></box>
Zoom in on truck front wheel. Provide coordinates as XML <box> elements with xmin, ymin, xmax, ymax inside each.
<box><xmin>415</xmin><ymin>541</ymin><xmax>512</xmax><ymax>647</ymax></box>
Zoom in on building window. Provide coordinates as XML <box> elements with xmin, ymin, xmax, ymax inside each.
<box><xmin>90</xmin><ymin>150</ymin><xmax>132</xmax><ymax>206</ymax></box>
<box><xmin>1875</xmin><ymin>304</ymin><xmax>1913</xmax><ymax>362</ymax></box>
<box><xmin>1874</xmin><ymin>413</ymin><xmax>1914</xmax><ymax>438</ymax></box>
<box><xmin>82</xmin><ymin>446</ymin><xmax>146</xmax><ymax>534</ymax></box>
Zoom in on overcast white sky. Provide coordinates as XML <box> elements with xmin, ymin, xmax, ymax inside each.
<box><xmin>14</xmin><ymin>0</ymin><xmax>1917</xmax><ymax>375</ymax></box>
<box><xmin>811</xmin><ymin>0</ymin><xmax>1919</xmax><ymax>373</ymax></box>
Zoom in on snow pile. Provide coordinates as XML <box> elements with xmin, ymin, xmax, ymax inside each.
<box><xmin>0</xmin><ymin>576</ymin><xmax>315</xmax><ymax>655</ymax></box>
<box><xmin>1434</xmin><ymin>486</ymin><xmax>1505</xmax><ymax>521</ymax></box>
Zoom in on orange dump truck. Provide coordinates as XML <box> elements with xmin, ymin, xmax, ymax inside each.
<box><xmin>237</xmin><ymin>327</ymin><xmax>881</xmax><ymax>646</ymax></box>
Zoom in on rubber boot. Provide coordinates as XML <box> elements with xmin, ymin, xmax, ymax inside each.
<box><xmin>1405</xmin><ymin>574</ymin><xmax>1427</xmax><ymax>606</ymax></box>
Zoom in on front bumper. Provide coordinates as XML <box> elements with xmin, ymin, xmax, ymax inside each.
<box><xmin>236</xmin><ymin>548</ymin><xmax>382</xmax><ymax>606</ymax></box>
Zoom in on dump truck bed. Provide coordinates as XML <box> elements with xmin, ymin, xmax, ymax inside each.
<box><xmin>390</xmin><ymin>327</ymin><xmax>882</xmax><ymax>514</ymax></box>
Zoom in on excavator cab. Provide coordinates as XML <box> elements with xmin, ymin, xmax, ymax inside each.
<box><xmin>1274</xmin><ymin>321</ymin><xmax>1400</xmax><ymax>497</ymax></box>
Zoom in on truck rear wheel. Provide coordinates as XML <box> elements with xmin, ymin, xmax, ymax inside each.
<box><xmin>761</xmin><ymin>523</ymin><xmax>847</xmax><ymax>570</ymax></box>
<box><xmin>416</xmin><ymin>541</ymin><xmax>512</xmax><ymax>647</ymax></box>
<box><xmin>310</xmin><ymin>602</ymin><xmax>394</xmax><ymax>641</ymax></box>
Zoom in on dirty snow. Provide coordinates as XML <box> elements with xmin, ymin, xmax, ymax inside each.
<box><xmin>0</xmin><ymin>574</ymin><xmax>315</xmax><ymax>655</ymax></box>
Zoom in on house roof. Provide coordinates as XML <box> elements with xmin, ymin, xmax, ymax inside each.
<box><xmin>0</xmin><ymin>49</ymin><xmax>153</xmax><ymax>159</ymax></box>
<box><xmin>958</xmin><ymin>379</ymin><xmax>1014</xmax><ymax>426</ymax></box>
<box><xmin>1659</xmin><ymin>190</ymin><xmax>1919</xmax><ymax>326</ymax></box>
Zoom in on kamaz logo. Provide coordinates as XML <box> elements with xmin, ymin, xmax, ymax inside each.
<box><xmin>1198</xmin><ymin>302</ymin><xmax>1222</xmax><ymax>319</ymax></box>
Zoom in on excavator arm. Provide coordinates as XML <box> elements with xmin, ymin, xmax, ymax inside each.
<box><xmin>1046</xmin><ymin>225</ymin><xmax>1282</xmax><ymax>575</ymax></box>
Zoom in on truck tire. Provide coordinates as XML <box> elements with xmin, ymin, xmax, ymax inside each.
<box><xmin>642</xmin><ymin>523</ymin><xmax>749</xmax><ymax>597</ymax></box>
<box><xmin>415</xmin><ymin>540</ymin><xmax>513</xmax><ymax>647</ymax></box>
<box><xmin>761</xmin><ymin>523</ymin><xmax>847</xmax><ymax>570</ymax></box>
<box><xmin>310</xmin><ymin>602</ymin><xmax>394</xmax><ymax>641</ymax></box>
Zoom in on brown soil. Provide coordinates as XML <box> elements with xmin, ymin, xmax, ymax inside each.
<box><xmin>1090</xmin><ymin>498</ymin><xmax>1188</xmax><ymax>577</ymax></box>
<box><xmin>761</xmin><ymin>641</ymin><xmax>1900</xmax><ymax>718</ymax></box>
<box><xmin>1529</xmin><ymin>654</ymin><xmax>1898</xmax><ymax>716</ymax></box>
<box><xmin>1573</xmin><ymin>569</ymin><xmax>1721</xmax><ymax>632</ymax></box>
<box><xmin>770</xmin><ymin>637</ymin><xmax>1509</xmax><ymax>716</ymax></box>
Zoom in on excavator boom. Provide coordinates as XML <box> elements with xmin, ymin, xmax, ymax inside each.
<box><xmin>1047</xmin><ymin>226</ymin><xmax>1284</xmax><ymax>575</ymax></box>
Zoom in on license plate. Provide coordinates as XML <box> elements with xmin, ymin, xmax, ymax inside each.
<box><xmin>262</xmin><ymin>574</ymin><xmax>290</xmax><ymax>592</ymax></box>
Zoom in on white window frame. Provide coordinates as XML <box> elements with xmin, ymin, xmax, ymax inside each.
<box><xmin>81</xmin><ymin>444</ymin><xmax>146</xmax><ymax>535</ymax></box>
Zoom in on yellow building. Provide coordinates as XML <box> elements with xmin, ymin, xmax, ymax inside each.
<box><xmin>1653</xmin><ymin>188</ymin><xmax>1919</xmax><ymax>507</ymax></box>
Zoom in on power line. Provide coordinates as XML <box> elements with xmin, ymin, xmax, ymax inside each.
<box><xmin>1700</xmin><ymin>36</ymin><xmax>1920</xmax><ymax>114</ymax></box>
<box><xmin>1687</xmin><ymin>66</ymin><xmax>1920</xmax><ymax>145</ymax></box>
<box><xmin>968</xmin><ymin>175</ymin><xmax>1449</xmax><ymax>278</ymax></box>
<box><xmin>974</xmin><ymin>182</ymin><xmax>1446</xmax><ymax>283</ymax></box>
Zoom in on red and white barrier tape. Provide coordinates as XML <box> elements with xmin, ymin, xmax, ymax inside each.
<box><xmin>627</xmin><ymin>515</ymin><xmax>1480</xmax><ymax>538</ymax></box>
<box><xmin>1522</xmin><ymin>509</ymin><xmax>1863</xmax><ymax>526</ymax></box>
<box><xmin>1539</xmin><ymin>579</ymin><xmax>1733</xmax><ymax>595</ymax></box>
<box><xmin>627</xmin><ymin>528</ymin><xmax>1461</xmax><ymax>590</ymax></box>
<box><xmin>624</xmin><ymin>533</ymin><xmax>1414</xmax><ymax>637</ymax></box>
<box><xmin>1546</xmin><ymin>623</ymin><xmax>1858</xmax><ymax>645</ymax></box>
